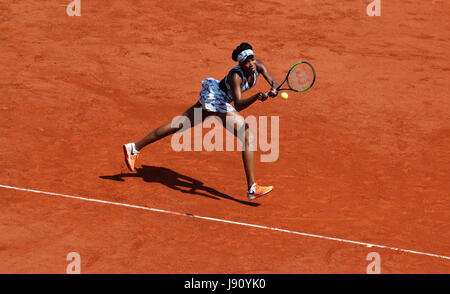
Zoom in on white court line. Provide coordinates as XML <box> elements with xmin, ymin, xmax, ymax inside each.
<box><xmin>1</xmin><ymin>184</ymin><xmax>449</xmax><ymax>261</ymax></box>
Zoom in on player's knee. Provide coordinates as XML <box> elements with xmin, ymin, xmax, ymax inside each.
<box><xmin>170</xmin><ymin>115</ymin><xmax>191</xmax><ymax>133</ymax></box>
<box><xmin>245</xmin><ymin>127</ymin><xmax>256</xmax><ymax>151</ymax></box>
<box><xmin>237</xmin><ymin>123</ymin><xmax>255</xmax><ymax>151</ymax></box>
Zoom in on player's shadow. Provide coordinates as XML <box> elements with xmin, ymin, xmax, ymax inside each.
<box><xmin>99</xmin><ymin>165</ymin><xmax>259</xmax><ymax>207</ymax></box>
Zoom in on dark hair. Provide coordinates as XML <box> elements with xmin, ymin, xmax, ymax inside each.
<box><xmin>232</xmin><ymin>42</ymin><xmax>253</xmax><ymax>62</ymax></box>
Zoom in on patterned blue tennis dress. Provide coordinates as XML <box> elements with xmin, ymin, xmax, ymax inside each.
<box><xmin>198</xmin><ymin>65</ymin><xmax>259</xmax><ymax>113</ymax></box>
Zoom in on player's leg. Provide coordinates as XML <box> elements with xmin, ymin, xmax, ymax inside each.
<box><xmin>231</xmin><ymin>112</ymin><xmax>255</xmax><ymax>190</ymax></box>
<box><xmin>214</xmin><ymin>110</ymin><xmax>273</xmax><ymax>199</ymax></box>
<box><xmin>134</xmin><ymin>101</ymin><xmax>205</xmax><ymax>151</ymax></box>
<box><xmin>123</xmin><ymin>101</ymin><xmax>206</xmax><ymax>171</ymax></box>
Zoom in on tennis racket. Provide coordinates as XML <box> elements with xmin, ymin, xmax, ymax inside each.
<box><xmin>276</xmin><ymin>61</ymin><xmax>316</xmax><ymax>93</ymax></box>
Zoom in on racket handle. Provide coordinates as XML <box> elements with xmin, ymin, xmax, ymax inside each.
<box><xmin>272</xmin><ymin>81</ymin><xmax>281</xmax><ymax>92</ymax></box>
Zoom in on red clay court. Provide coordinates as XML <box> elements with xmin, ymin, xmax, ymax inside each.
<box><xmin>0</xmin><ymin>0</ymin><xmax>449</xmax><ymax>273</ymax></box>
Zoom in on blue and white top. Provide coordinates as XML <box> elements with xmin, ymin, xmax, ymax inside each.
<box><xmin>198</xmin><ymin>65</ymin><xmax>259</xmax><ymax>113</ymax></box>
<box><xmin>222</xmin><ymin>65</ymin><xmax>259</xmax><ymax>102</ymax></box>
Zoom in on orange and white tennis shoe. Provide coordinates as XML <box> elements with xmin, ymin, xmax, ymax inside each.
<box><xmin>247</xmin><ymin>181</ymin><xmax>273</xmax><ymax>200</ymax></box>
<box><xmin>123</xmin><ymin>143</ymin><xmax>139</xmax><ymax>172</ymax></box>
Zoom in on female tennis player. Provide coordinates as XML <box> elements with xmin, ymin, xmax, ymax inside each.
<box><xmin>123</xmin><ymin>42</ymin><xmax>279</xmax><ymax>200</ymax></box>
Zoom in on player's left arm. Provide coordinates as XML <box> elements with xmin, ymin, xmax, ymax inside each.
<box><xmin>256</xmin><ymin>59</ymin><xmax>279</xmax><ymax>97</ymax></box>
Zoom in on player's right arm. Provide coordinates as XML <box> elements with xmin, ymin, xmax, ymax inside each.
<box><xmin>256</xmin><ymin>59</ymin><xmax>279</xmax><ymax>97</ymax></box>
<box><xmin>230</xmin><ymin>73</ymin><xmax>268</xmax><ymax>112</ymax></box>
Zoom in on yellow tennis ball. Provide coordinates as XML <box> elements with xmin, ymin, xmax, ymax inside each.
<box><xmin>281</xmin><ymin>92</ymin><xmax>288</xmax><ymax>100</ymax></box>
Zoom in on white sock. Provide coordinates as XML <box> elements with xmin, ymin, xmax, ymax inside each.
<box><xmin>248</xmin><ymin>183</ymin><xmax>256</xmax><ymax>193</ymax></box>
<box><xmin>131</xmin><ymin>143</ymin><xmax>139</xmax><ymax>155</ymax></box>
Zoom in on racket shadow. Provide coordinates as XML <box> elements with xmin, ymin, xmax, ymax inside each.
<box><xmin>99</xmin><ymin>165</ymin><xmax>260</xmax><ymax>207</ymax></box>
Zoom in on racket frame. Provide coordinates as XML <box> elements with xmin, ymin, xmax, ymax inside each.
<box><xmin>276</xmin><ymin>61</ymin><xmax>316</xmax><ymax>93</ymax></box>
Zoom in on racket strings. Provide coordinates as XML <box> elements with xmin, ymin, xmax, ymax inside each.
<box><xmin>289</xmin><ymin>64</ymin><xmax>315</xmax><ymax>91</ymax></box>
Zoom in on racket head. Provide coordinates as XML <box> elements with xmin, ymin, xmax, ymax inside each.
<box><xmin>283</xmin><ymin>61</ymin><xmax>316</xmax><ymax>92</ymax></box>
